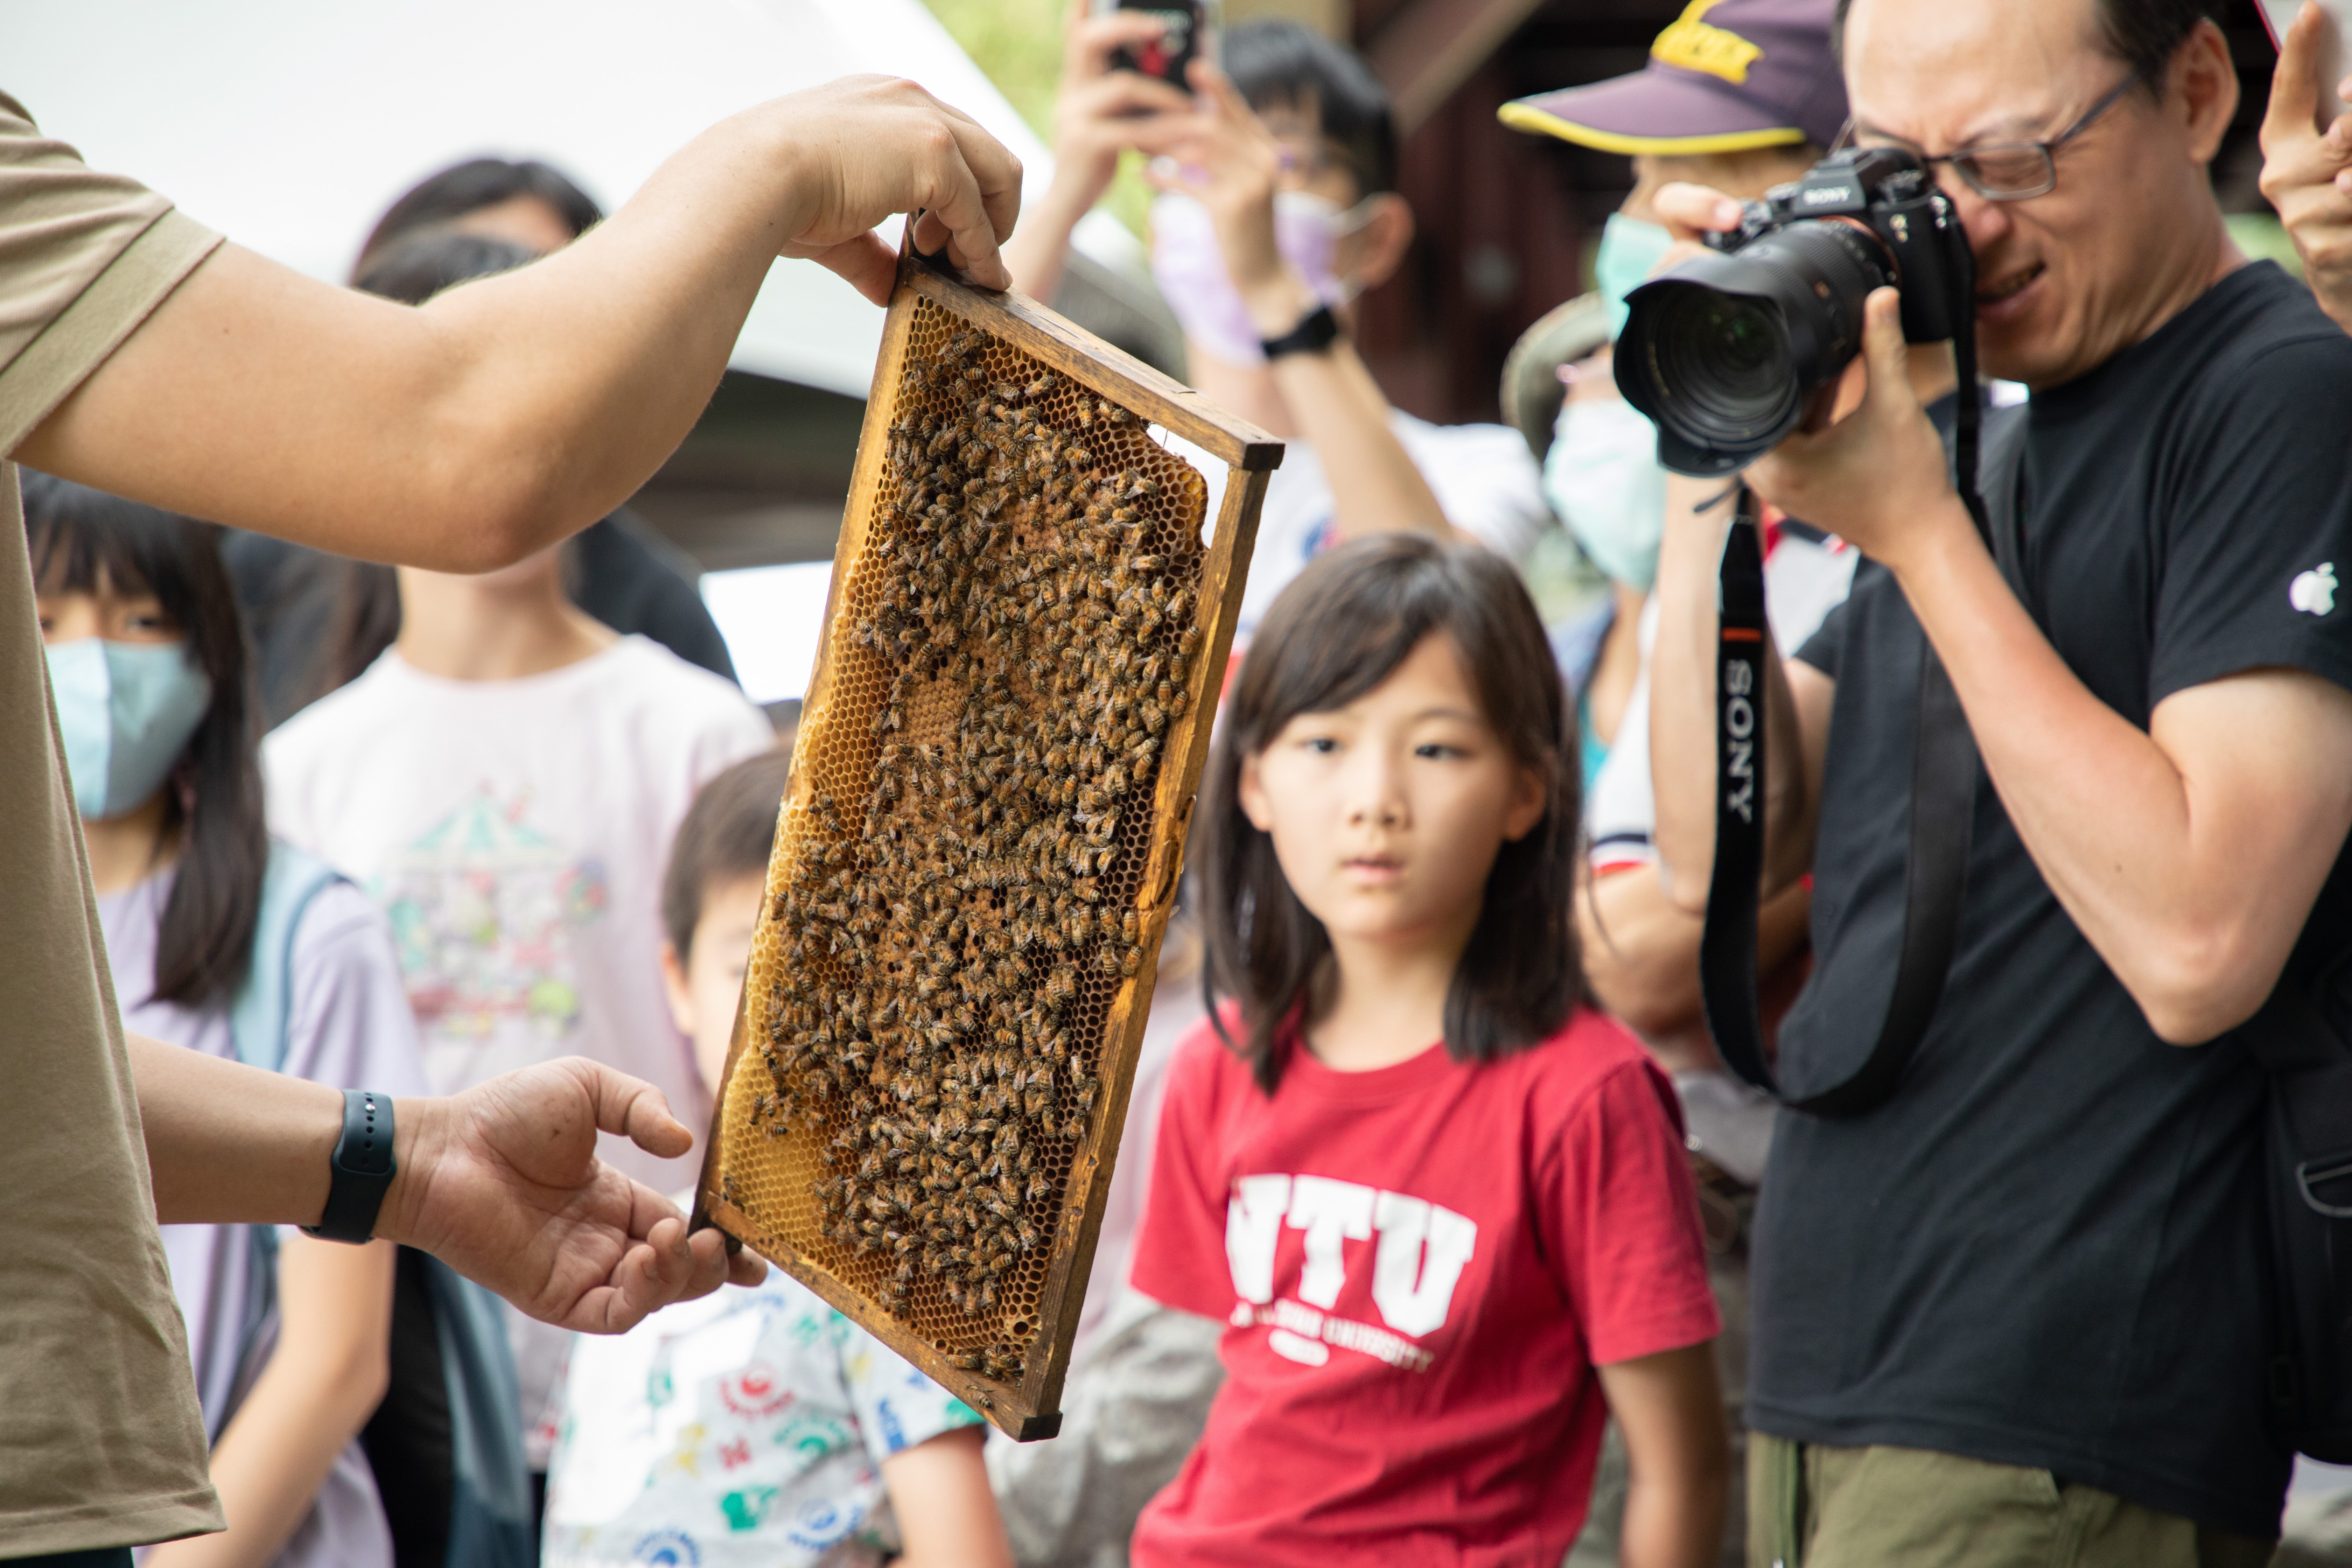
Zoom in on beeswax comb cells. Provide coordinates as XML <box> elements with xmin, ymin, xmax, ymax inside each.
<box><xmin>693</xmin><ymin>257</ymin><xmax>1279</xmax><ymax>1439</ymax></box>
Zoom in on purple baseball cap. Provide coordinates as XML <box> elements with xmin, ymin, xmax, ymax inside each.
<box><xmin>1499</xmin><ymin>0</ymin><xmax>1849</xmax><ymax>156</ymax></box>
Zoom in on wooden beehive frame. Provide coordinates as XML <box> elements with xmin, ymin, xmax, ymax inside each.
<box><xmin>692</xmin><ymin>253</ymin><xmax>1278</xmax><ymax>1438</ymax></box>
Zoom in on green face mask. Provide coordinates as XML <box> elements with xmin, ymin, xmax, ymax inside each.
<box><xmin>1594</xmin><ymin>212</ymin><xmax>1674</xmax><ymax>340</ymax></box>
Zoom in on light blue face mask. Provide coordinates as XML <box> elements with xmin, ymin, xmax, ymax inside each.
<box><xmin>1594</xmin><ymin>212</ymin><xmax>1674</xmax><ymax>340</ymax></box>
<box><xmin>45</xmin><ymin>638</ymin><xmax>212</xmax><ymax>821</ymax></box>
<box><xmin>1545</xmin><ymin>396</ymin><xmax>1668</xmax><ymax>592</ymax></box>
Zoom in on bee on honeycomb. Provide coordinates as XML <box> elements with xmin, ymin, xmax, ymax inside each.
<box><xmin>747</xmin><ymin>303</ymin><xmax>1209</xmax><ymax>1384</ymax></box>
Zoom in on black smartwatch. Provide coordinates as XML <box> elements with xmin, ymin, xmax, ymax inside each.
<box><xmin>303</xmin><ymin>1089</ymin><xmax>396</xmax><ymax>1244</ymax></box>
<box><xmin>1260</xmin><ymin>303</ymin><xmax>1342</xmax><ymax>360</ymax></box>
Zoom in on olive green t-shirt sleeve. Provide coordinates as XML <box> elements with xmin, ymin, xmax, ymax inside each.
<box><xmin>0</xmin><ymin>88</ymin><xmax>225</xmax><ymax>1554</ymax></box>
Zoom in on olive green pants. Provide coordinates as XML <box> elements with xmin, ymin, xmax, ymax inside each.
<box><xmin>1748</xmin><ymin>1436</ymin><xmax>2277</xmax><ymax>1568</ymax></box>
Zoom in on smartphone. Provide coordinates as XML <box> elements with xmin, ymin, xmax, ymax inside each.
<box><xmin>1094</xmin><ymin>0</ymin><xmax>1219</xmax><ymax>88</ymax></box>
<box><xmin>2260</xmin><ymin>0</ymin><xmax>2350</xmax><ymax>129</ymax></box>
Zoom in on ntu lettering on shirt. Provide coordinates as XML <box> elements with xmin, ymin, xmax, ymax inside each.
<box><xmin>1222</xmin><ymin>1173</ymin><xmax>1477</xmax><ymax>1368</ymax></box>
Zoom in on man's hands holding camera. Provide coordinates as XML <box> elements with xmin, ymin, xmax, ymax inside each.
<box><xmin>1647</xmin><ymin>180</ymin><xmax>1967</xmax><ymax>576</ymax></box>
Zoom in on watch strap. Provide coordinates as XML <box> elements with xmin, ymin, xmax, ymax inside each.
<box><xmin>1261</xmin><ymin>303</ymin><xmax>1342</xmax><ymax>360</ymax></box>
<box><xmin>302</xmin><ymin>1089</ymin><xmax>396</xmax><ymax>1244</ymax></box>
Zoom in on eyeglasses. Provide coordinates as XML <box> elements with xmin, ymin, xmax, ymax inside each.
<box><xmin>1834</xmin><ymin>70</ymin><xmax>2142</xmax><ymax>201</ymax></box>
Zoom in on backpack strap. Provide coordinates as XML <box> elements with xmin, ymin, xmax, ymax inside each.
<box><xmin>220</xmin><ymin>841</ymin><xmax>351</xmax><ymax>1437</ymax></box>
<box><xmin>2233</xmin><ymin>984</ymin><xmax>2352</xmax><ymax>1217</ymax></box>
<box><xmin>228</xmin><ymin>841</ymin><xmax>349</xmax><ymax>1074</ymax></box>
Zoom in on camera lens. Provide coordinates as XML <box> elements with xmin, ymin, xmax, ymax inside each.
<box><xmin>1617</xmin><ymin>220</ymin><xmax>1896</xmax><ymax>475</ymax></box>
<box><xmin>1643</xmin><ymin>288</ymin><xmax>1796</xmax><ymax>454</ymax></box>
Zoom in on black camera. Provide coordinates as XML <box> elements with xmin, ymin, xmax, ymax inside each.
<box><xmin>1615</xmin><ymin>148</ymin><xmax>1974</xmax><ymax>476</ymax></box>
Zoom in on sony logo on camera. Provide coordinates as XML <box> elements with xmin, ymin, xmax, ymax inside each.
<box><xmin>1799</xmin><ymin>183</ymin><xmax>1857</xmax><ymax>208</ymax></box>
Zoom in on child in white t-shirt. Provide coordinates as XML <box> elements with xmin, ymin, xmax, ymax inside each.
<box><xmin>541</xmin><ymin>752</ymin><xmax>1012</xmax><ymax>1568</ymax></box>
<box><xmin>263</xmin><ymin>212</ymin><xmax>776</xmax><ymax>1470</ymax></box>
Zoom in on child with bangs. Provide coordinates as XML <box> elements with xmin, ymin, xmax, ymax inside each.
<box><xmin>1130</xmin><ymin>534</ymin><xmax>1727</xmax><ymax>1567</ymax></box>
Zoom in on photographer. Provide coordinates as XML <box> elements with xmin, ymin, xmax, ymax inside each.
<box><xmin>1643</xmin><ymin>0</ymin><xmax>2352</xmax><ymax>1560</ymax></box>
<box><xmin>1004</xmin><ymin>9</ymin><xmax>1551</xmax><ymax>634</ymax></box>
<box><xmin>0</xmin><ymin>75</ymin><xmax>1017</xmax><ymax>1560</ymax></box>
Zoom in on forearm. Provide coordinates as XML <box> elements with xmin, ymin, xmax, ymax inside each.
<box><xmin>1582</xmin><ymin>870</ymin><xmax>1811</xmax><ymax>1039</ymax></box>
<box><xmin>884</xmin><ymin>1426</ymin><xmax>1014</xmax><ymax>1568</ymax></box>
<box><xmin>1240</xmin><ymin>272</ymin><xmax>1447</xmax><ymax>539</ymax></box>
<box><xmin>1619</xmin><ymin>1467</ymin><xmax>1727</xmax><ymax>1568</ymax></box>
<box><xmin>1892</xmin><ymin>501</ymin><xmax>2331</xmax><ymax>1039</ymax></box>
<box><xmin>23</xmin><ymin>107</ymin><xmax>796</xmax><ymax>571</ymax></box>
<box><xmin>149</xmin><ymin>1238</ymin><xmax>397</xmax><ymax>1568</ymax></box>
<box><xmin>134</xmin><ymin>1034</ymin><xmax>457</xmax><ymax>1242</ymax></box>
<box><xmin>1598</xmin><ymin>1344</ymin><xmax>1728</xmax><ymax>1568</ymax></box>
<box><xmin>1272</xmin><ymin>343</ymin><xmax>1450</xmax><ymax>539</ymax></box>
<box><xmin>133</xmin><ymin>1034</ymin><xmax>340</xmax><ymax>1226</ymax></box>
<box><xmin>1003</xmin><ymin>174</ymin><xmax>1098</xmax><ymax>302</ymax></box>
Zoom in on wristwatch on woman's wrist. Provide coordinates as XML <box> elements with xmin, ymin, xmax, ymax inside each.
<box><xmin>303</xmin><ymin>1089</ymin><xmax>396</xmax><ymax>1244</ymax></box>
<box><xmin>1261</xmin><ymin>303</ymin><xmax>1342</xmax><ymax>360</ymax></box>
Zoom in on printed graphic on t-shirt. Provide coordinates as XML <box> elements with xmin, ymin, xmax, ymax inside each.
<box><xmin>1222</xmin><ymin>1172</ymin><xmax>1477</xmax><ymax>1370</ymax></box>
<box><xmin>545</xmin><ymin>1276</ymin><xmax>980</xmax><ymax>1568</ymax></box>
<box><xmin>373</xmin><ymin>786</ymin><xmax>606</xmax><ymax>1091</ymax></box>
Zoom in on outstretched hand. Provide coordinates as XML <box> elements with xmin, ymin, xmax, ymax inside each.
<box><xmin>378</xmin><ymin>1058</ymin><xmax>763</xmax><ymax>1333</ymax></box>
<box><xmin>761</xmin><ymin>75</ymin><xmax>1026</xmax><ymax>303</ymax></box>
<box><xmin>2259</xmin><ymin>0</ymin><xmax>2352</xmax><ymax>329</ymax></box>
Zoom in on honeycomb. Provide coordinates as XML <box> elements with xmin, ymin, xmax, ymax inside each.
<box><xmin>705</xmin><ymin>295</ymin><xmax>1215</xmax><ymax>1400</ymax></box>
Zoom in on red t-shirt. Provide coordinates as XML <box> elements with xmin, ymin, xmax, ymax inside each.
<box><xmin>1128</xmin><ymin>1007</ymin><xmax>1720</xmax><ymax>1567</ymax></box>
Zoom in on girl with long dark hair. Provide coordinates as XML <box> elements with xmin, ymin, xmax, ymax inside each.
<box><xmin>1127</xmin><ymin>534</ymin><xmax>1729</xmax><ymax>1566</ymax></box>
<box><xmin>28</xmin><ymin>475</ymin><xmax>424</xmax><ymax>1568</ymax></box>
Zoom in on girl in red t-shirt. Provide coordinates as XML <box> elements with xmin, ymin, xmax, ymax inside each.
<box><xmin>1130</xmin><ymin>534</ymin><xmax>1726</xmax><ymax>1567</ymax></box>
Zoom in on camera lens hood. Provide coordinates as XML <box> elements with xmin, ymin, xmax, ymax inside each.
<box><xmin>1617</xmin><ymin>220</ymin><xmax>1896</xmax><ymax>475</ymax></box>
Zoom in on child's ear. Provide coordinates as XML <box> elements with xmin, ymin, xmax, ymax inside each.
<box><xmin>658</xmin><ymin>940</ymin><xmax>696</xmax><ymax>1037</ymax></box>
<box><xmin>1236</xmin><ymin>752</ymin><xmax>1276</xmax><ymax>833</ymax></box>
<box><xmin>1502</xmin><ymin>761</ymin><xmax>1549</xmax><ymax>844</ymax></box>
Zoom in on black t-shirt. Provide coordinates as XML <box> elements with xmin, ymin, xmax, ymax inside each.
<box><xmin>1765</xmin><ymin>261</ymin><xmax>2352</xmax><ymax>1535</ymax></box>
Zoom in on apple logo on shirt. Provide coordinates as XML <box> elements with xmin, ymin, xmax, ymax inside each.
<box><xmin>2290</xmin><ymin>562</ymin><xmax>2337</xmax><ymax>616</ymax></box>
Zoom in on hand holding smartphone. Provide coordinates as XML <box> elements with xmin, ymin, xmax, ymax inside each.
<box><xmin>2261</xmin><ymin>0</ymin><xmax>2351</xmax><ymax>129</ymax></box>
<box><xmin>1094</xmin><ymin>0</ymin><xmax>1219</xmax><ymax>88</ymax></box>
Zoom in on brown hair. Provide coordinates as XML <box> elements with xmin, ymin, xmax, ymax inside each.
<box><xmin>662</xmin><ymin>749</ymin><xmax>793</xmax><ymax>961</ymax></box>
<box><xmin>1197</xmin><ymin>534</ymin><xmax>1583</xmax><ymax>1093</ymax></box>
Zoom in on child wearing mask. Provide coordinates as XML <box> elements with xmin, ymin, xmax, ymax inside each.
<box><xmin>541</xmin><ymin>750</ymin><xmax>1013</xmax><ymax>1568</ymax></box>
<box><xmin>1128</xmin><ymin>534</ymin><xmax>1727</xmax><ymax>1566</ymax></box>
<box><xmin>27</xmin><ymin>475</ymin><xmax>425</xmax><ymax>1568</ymax></box>
<box><xmin>262</xmin><ymin>231</ymin><xmax>776</xmax><ymax>1464</ymax></box>
<box><xmin>1005</xmin><ymin>9</ymin><xmax>1552</xmax><ymax>636</ymax></box>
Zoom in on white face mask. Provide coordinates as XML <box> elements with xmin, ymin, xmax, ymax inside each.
<box><xmin>1545</xmin><ymin>397</ymin><xmax>1668</xmax><ymax>592</ymax></box>
<box><xmin>1148</xmin><ymin>190</ymin><xmax>1373</xmax><ymax>367</ymax></box>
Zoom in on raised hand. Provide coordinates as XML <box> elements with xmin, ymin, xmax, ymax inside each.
<box><xmin>1004</xmin><ymin>0</ymin><xmax>1195</xmax><ymax>299</ymax></box>
<box><xmin>379</xmin><ymin>1058</ymin><xmax>764</xmax><ymax>1333</ymax></box>
<box><xmin>757</xmin><ymin>75</ymin><xmax>1027</xmax><ymax>303</ymax></box>
<box><xmin>2258</xmin><ymin>0</ymin><xmax>2352</xmax><ymax>329</ymax></box>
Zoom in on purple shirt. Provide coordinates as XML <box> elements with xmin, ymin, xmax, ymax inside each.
<box><xmin>103</xmin><ymin>868</ymin><xmax>426</xmax><ymax>1568</ymax></box>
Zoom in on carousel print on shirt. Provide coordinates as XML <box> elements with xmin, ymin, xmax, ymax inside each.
<box><xmin>373</xmin><ymin>784</ymin><xmax>608</xmax><ymax>1093</ymax></box>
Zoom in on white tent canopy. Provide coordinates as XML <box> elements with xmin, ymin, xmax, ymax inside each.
<box><xmin>6</xmin><ymin>0</ymin><xmax>1141</xmax><ymax>398</ymax></box>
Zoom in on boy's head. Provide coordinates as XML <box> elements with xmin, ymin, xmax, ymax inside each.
<box><xmin>1222</xmin><ymin>20</ymin><xmax>1416</xmax><ymax>303</ymax></box>
<box><xmin>1225</xmin><ymin>20</ymin><xmax>1398</xmax><ymax>209</ymax></box>
<box><xmin>660</xmin><ymin>748</ymin><xmax>793</xmax><ymax>1093</ymax></box>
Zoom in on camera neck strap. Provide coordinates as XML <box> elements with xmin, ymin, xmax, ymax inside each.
<box><xmin>1700</xmin><ymin>315</ymin><xmax>1994</xmax><ymax>1116</ymax></box>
